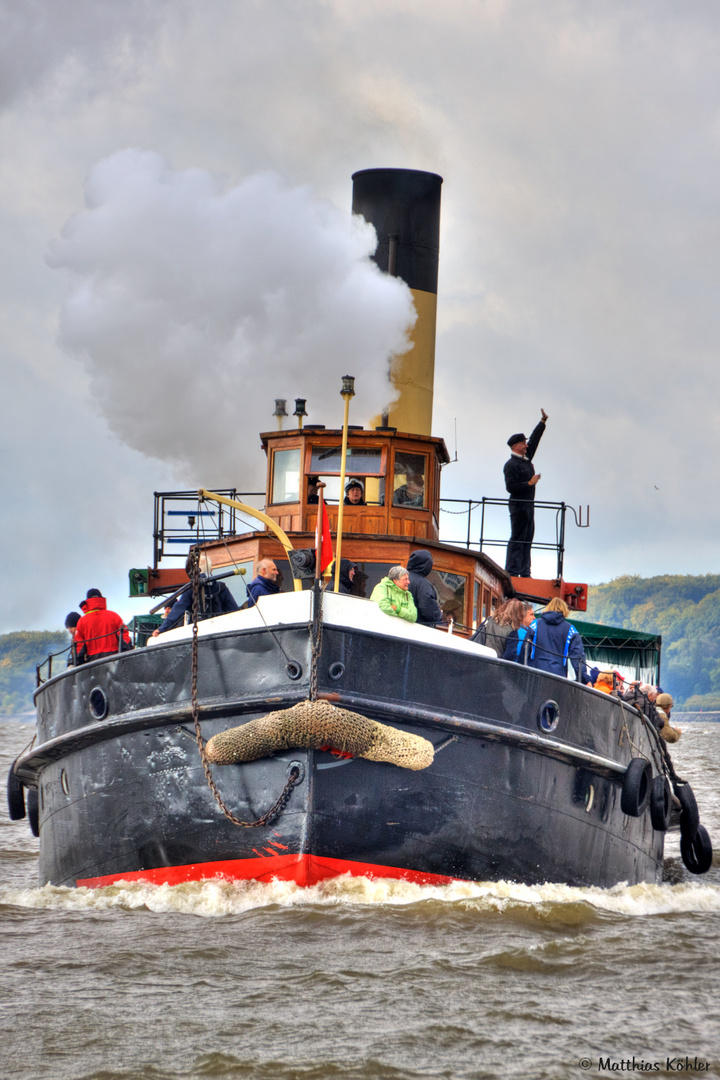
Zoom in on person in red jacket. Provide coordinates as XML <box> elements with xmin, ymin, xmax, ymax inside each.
<box><xmin>74</xmin><ymin>589</ymin><xmax>132</xmax><ymax>663</ymax></box>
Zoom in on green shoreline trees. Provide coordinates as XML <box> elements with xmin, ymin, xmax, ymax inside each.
<box><xmin>586</xmin><ymin>574</ymin><xmax>720</xmax><ymax>708</ymax></box>
<box><xmin>0</xmin><ymin>631</ymin><xmax>67</xmax><ymax>715</ymax></box>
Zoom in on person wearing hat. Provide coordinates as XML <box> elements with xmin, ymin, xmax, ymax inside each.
<box><xmin>656</xmin><ymin>692</ymin><xmax>681</xmax><ymax>743</ymax></box>
<box><xmin>344</xmin><ymin>478</ymin><xmax>365</xmax><ymax>505</ymax></box>
<box><xmin>74</xmin><ymin>589</ymin><xmax>133</xmax><ymax>662</ymax></box>
<box><xmin>64</xmin><ymin>611</ymin><xmax>82</xmax><ymax>666</ymax></box>
<box><xmin>503</xmin><ymin>408</ymin><xmax>548</xmax><ymax>578</ymax></box>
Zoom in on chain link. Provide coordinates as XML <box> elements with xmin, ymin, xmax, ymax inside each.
<box><xmin>190</xmin><ymin>548</ymin><xmax>300</xmax><ymax>827</ymax></box>
<box><xmin>309</xmin><ymin>581</ymin><xmax>324</xmax><ymax>702</ymax></box>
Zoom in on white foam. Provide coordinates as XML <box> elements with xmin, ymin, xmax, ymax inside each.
<box><xmin>2</xmin><ymin>874</ymin><xmax>719</xmax><ymax>918</ymax></box>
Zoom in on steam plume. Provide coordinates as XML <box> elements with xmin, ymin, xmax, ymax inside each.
<box><xmin>48</xmin><ymin>149</ymin><xmax>415</xmax><ymax>483</ymax></box>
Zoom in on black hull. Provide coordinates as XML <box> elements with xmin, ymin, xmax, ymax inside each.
<box><xmin>20</xmin><ymin>617</ymin><xmax>665</xmax><ymax>888</ymax></box>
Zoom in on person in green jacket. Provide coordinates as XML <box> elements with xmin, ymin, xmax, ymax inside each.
<box><xmin>370</xmin><ymin>566</ymin><xmax>418</xmax><ymax>623</ymax></box>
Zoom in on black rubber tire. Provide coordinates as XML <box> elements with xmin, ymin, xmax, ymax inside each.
<box><xmin>649</xmin><ymin>774</ymin><xmax>671</xmax><ymax>832</ymax></box>
<box><xmin>676</xmin><ymin>782</ymin><xmax>700</xmax><ymax>842</ymax></box>
<box><xmin>27</xmin><ymin>787</ymin><xmax>39</xmax><ymax>837</ymax></box>
<box><xmin>621</xmin><ymin>758</ymin><xmax>651</xmax><ymax>817</ymax></box>
<box><xmin>680</xmin><ymin>824</ymin><xmax>713</xmax><ymax>875</ymax></box>
<box><xmin>6</xmin><ymin>763</ymin><xmax>25</xmax><ymax>821</ymax></box>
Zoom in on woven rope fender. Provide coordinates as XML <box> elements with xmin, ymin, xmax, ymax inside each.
<box><xmin>205</xmin><ymin>699</ymin><xmax>434</xmax><ymax>771</ymax></box>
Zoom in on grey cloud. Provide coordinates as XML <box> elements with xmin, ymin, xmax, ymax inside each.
<box><xmin>2</xmin><ymin>0</ymin><xmax>720</xmax><ymax>634</ymax></box>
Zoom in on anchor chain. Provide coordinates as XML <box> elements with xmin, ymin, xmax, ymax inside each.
<box><xmin>190</xmin><ymin>549</ymin><xmax>300</xmax><ymax>827</ymax></box>
<box><xmin>308</xmin><ymin>580</ymin><xmax>324</xmax><ymax>702</ymax></box>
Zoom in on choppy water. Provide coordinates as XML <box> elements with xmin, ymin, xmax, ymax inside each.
<box><xmin>2</xmin><ymin>720</ymin><xmax>720</xmax><ymax>1080</ymax></box>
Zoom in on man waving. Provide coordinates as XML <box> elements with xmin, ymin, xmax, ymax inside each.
<box><xmin>503</xmin><ymin>408</ymin><xmax>548</xmax><ymax>578</ymax></box>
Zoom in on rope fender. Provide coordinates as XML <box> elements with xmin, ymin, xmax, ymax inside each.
<box><xmin>205</xmin><ymin>699</ymin><xmax>434</xmax><ymax>771</ymax></box>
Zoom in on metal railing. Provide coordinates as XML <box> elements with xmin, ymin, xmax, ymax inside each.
<box><xmin>153</xmin><ymin>489</ymin><xmax>265</xmax><ymax>567</ymax></box>
<box><xmin>439</xmin><ymin>497</ymin><xmax>589</xmax><ymax>580</ymax></box>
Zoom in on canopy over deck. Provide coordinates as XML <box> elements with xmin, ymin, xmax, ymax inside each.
<box><xmin>570</xmin><ymin>618</ymin><xmax>661</xmax><ymax>684</ymax></box>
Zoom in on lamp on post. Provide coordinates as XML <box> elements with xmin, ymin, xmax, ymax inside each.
<box><xmin>273</xmin><ymin>399</ymin><xmax>287</xmax><ymax>431</ymax></box>
<box><xmin>334</xmin><ymin>375</ymin><xmax>356</xmax><ymax>592</ymax></box>
<box><xmin>294</xmin><ymin>398</ymin><xmax>307</xmax><ymax>430</ymax></box>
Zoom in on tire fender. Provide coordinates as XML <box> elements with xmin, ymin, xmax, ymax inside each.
<box><xmin>649</xmin><ymin>774</ymin><xmax>671</xmax><ymax>832</ymax></box>
<box><xmin>621</xmin><ymin>758</ymin><xmax>651</xmax><ymax>817</ymax></box>
<box><xmin>27</xmin><ymin>788</ymin><xmax>39</xmax><ymax>837</ymax></box>
<box><xmin>681</xmin><ymin>824</ymin><xmax>713</xmax><ymax>875</ymax></box>
<box><xmin>676</xmin><ymin>782</ymin><xmax>699</xmax><ymax>842</ymax></box>
<box><xmin>6</xmin><ymin>762</ymin><xmax>25</xmax><ymax>821</ymax></box>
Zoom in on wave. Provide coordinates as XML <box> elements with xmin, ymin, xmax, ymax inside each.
<box><xmin>2</xmin><ymin>872</ymin><xmax>720</xmax><ymax>919</ymax></box>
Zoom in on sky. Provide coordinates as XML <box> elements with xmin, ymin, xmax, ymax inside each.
<box><xmin>2</xmin><ymin>0</ymin><xmax>720</xmax><ymax>633</ymax></box>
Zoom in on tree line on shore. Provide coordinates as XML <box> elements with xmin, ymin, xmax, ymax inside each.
<box><xmin>2</xmin><ymin>572</ymin><xmax>720</xmax><ymax>714</ymax></box>
<box><xmin>585</xmin><ymin>573</ymin><xmax>720</xmax><ymax>709</ymax></box>
<box><xmin>0</xmin><ymin>631</ymin><xmax>67</xmax><ymax>715</ymax></box>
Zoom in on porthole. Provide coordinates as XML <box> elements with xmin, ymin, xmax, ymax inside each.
<box><xmin>537</xmin><ymin>700</ymin><xmax>559</xmax><ymax>733</ymax></box>
<box><xmin>89</xmin><ymin>687</ymin><xmax>109</xmax><ymax>720</ymax></box>
<box><xmin>328</xmin><ymin>662</ymin><xmax>345</xmax><ymax>681</ymax></box>
<box><xmin>61</xmin><ymin>770</ymin><xmax>70</xmax><ymax>796</ymax></box>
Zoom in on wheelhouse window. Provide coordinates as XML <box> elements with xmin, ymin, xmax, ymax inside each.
<box><xmin>393</xmin><ymin>452</ymin><xmax>427</xmax><ymax>508</ymax></box>
<box><xmin>309</xmin><ymin>446</ymin><xmax>384</xmax><ymax>475</ymax></box>
<box><xmin>428</xmin><ymin>569</ymin><xmax>466</xmax><ymax>626</ymax></box>
<box><xmin>271</xmin><ymin>448</ymin><xmax>301</xmax><ymax>504</ymax></box>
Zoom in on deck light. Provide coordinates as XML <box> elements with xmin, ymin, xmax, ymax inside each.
<box><xmin>273</xmin><ymin>399</ymin><xmax>287</xmax><ymax>431</ymax></box>
<box><xmin>294</xmin><ymin>398</ymin><xmax>307</xmax><ymax>429</ymax></box>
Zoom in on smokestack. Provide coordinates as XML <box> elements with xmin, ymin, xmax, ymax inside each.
<box><xmin>351</xmin><ymin>168</ymin><xmax>442</xmax><ymax>436</ymax></box>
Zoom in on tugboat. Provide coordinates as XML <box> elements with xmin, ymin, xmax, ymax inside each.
<box><xmin>7</xmin><ymin>169</ymin><xmax>712</xmax><ymax>889</ymax></box>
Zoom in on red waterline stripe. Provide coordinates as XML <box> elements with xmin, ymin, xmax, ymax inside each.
<box><xmin>76</xmin><ymin>854</ymin><xmax>457</xmax><ymax>889</ymax></box>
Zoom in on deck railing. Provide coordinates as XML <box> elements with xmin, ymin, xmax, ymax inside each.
<box><xmin>439</xmin><ymin>497</ymin><xmax>589</xmax><ymax>580</ymax></box>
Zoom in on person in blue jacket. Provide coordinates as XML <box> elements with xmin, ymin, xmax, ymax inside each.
<box><xmin>154</xmin><ymin>552</ymin><xmax>239</xmax><ymax>634</ymax></box>
<box><xmin>247</xmin><ymin>559</ymin><xmax>281</xmax><ymax>604</ymax></box>
<box><xmin>528</xmin><ymin>597</ymin><xmax>588</xmax><ymax>680</ymax></box>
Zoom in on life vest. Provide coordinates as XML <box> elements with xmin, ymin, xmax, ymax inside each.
<box><xmin>514</xmin><ymin>626</ymin><xmax>530</xmax><ymax>657</ymax></box>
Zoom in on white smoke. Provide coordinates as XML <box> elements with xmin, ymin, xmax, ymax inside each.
<box><xmin>47</xmin><ymin>149</ymin><xmax>415</xmax><ymax>485</ymax></box>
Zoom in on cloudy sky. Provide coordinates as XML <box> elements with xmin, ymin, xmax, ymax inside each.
<box><xmin>2</xmin><ymin>0</ymin><xmax>719</xmax><ymax>633</ymax></box>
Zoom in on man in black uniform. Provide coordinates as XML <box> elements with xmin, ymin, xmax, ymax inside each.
<box><xmin>503</xmin><ymin>408</ymin><xmax>548</xmax><ymax>578</ymax></box>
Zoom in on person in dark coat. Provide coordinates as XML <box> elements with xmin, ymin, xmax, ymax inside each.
<box><xmin>528</xmin><ymin>597</ymin><xmax>587</xmax><ymax>680</ymax></box>
<box><xmin>503</xmin><ymin>408</ymin><xmax>548</xmax><ymax>577</ymax></box>
<box><xmin>344</xmin><ymin>479</ymin><xmax>365</xmax><ymax>505</ymax></box>
<box><xmin>332</xmin><ymin>559</ymin><xmax>360</xmax><ymax>595</ymax></box>
<box><xmin>247</xmin><ymin>559</ymin><xmax>281</xmax><ymax>604</ymax></box>
<box><xmin>154</xmin><ymin>553</ymin><xmax>239</xmax><ymax>634</ymax></box>
<box><xmin>65</xmin><ymin>611</ymin><xmax>82</xmax><ymax>666</ymax></box>
<box><xmin>406</xmin><ymin>550</ymin><xmax>443</xmax><ymax>628</ymax></box>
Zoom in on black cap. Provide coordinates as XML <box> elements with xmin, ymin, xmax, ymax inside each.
<box><xmin>86</xmin><ymin>588</ymin><xmax>103</xmax><ymax>599</ymax></box>
<box><xmin>507</xmin><ymin>433</ymin><xmax>526</xmax><ymax>447</ymax></box>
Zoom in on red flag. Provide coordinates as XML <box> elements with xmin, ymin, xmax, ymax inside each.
<box><xmin>316</xmin><ymin>491</ymin><xmax>333</xmax><ymax>575</ymax></box>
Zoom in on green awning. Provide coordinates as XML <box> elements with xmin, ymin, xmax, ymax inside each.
<box><xmin>569</xmin><ymin>618</ymin><xmax>661</xmax><ymax>681</ymax></box>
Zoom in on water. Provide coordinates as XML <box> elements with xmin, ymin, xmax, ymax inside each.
<box><xmin>2</xmin><ymin>719</ymin><xmax>720</xmax><ymax>1080</ymax></box>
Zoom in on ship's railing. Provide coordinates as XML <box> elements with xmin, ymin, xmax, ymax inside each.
<box><xmin>438</xmin><ymin>497</ymin><xmax>589</xmax><ymax>580</ymax></box>
<box><xmin>36</xmin><ymin>623</ymin><xmax>159</xmax><ymax>685</ymax></box>
<box><xmin>153</xmin><ymin>489</ymin><xmax>266</xmax><ymax>566</ymax></box>
<box><xmin>36</xmin><ymin>646</ymin><xmax>72</xmax><ymax>685</ymax></box>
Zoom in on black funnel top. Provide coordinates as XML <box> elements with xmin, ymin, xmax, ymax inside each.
<box><xmin>351</xmin><ymin>168</ymin><xmax>442</xmax><ymax>295</ymax></box>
